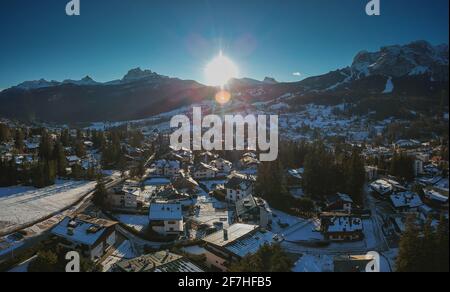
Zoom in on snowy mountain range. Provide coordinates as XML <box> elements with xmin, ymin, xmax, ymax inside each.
<box><xmin>13</xmin><ymin>68</ymin><xmax>171</xmax><ymax>90</ymax></box>
<box><xmin>0</xmin><ymin>40</ymin><xmax>448</xmax><ymax>123</ymax></box>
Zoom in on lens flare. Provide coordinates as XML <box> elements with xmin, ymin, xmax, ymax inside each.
<box><xmin>205</xmin><ymin>51</ymin><xmax>239</xmax><ymax>87</ymax></box>
<box><xmin>215</xmin><ymin>90</ymin><xmax>231</xmax><ymax>105</ymax></box>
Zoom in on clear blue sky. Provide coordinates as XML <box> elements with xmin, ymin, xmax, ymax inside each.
<box><xmin>0</xmin><ymin>0</ymin><xmax>448</xmax><ymax>89</ymax></box>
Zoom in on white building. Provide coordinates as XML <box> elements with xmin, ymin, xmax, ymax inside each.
<box><xmin>225</xmin><ymin>176</ymin><xmax>254</xmax><ymax>203</ymax></box>
<box><xmin>153</xmin><ymin>160</ymin><xmax>181</xmax><ymax>177</ymax></box>
<box><xmin>148</xmin><ymin>202</ymin><xmax>184</xmax><ymax>236</ymax></box>
<box><xmin>51</xmin><ymin>215</ymin><xmax>117</xmax><ymax>261</ymax></box>
<box><xmin>211</xmin><ymin>158</ymin><xmax>233</xmax><ymax>174</ymax></box>
<box><xmin>193</xmin><ymin>163</ymin><xmax>218</xmax><ymax>180</ymax></box>
<box><xmin>202</xmin><ymin>224</ymin><xmax>279</xmax><ymax>272</ymax></box>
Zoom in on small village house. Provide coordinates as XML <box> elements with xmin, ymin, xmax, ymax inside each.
<box><xmin>51</xmin><ymin>215</ymin><xmax>117</xmax><ymax>261</ymax></box>
<box><xmin>148</xmin><ymin>202</ymin><xmax>184</xmax><ymax>236</ymax></box>
<box><xmin>202</xmin><ymin>224</ymin><xmax>279</xmax><ymax>272</ymax></box>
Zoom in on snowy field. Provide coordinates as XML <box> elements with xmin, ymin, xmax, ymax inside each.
<box><xmin>0</xmin><ymin>180</ymin><xmax>96</xmax><ymax>233</ymax></box>
<box><xmin>182</xmin><ymin>245</ymin><xmax>207</xmax><ymax>256</ymax></box>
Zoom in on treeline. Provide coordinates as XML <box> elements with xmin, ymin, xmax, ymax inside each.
<box><xmin>99</xmin><ymin>126</ymin><xmax>146</xmax><ymax>170</ymax></box>
<box><xmin>302</xmin><ymin>142</ymin><xmax>366</xmax><ymax>205</ymax></box>
<box><xmin>396</xmin><ymin>215</ymin><xmax>449</xmax><ymax>272</ymax></box>
<box><xmin>256</xmin><ymin>141</ymin><xmax>366</xmax><ymax>211</ymax></box>
<box><xmin>366</xmin><ymin>151</ymin><xmax>417</xmax><ymax>182</ymax></box>
<box><xmin>0</xmin><ymin>129</ymin><xmax>97</xmax><ymax>188</ymax></box>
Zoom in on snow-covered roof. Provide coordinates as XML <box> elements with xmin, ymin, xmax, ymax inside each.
<box><xmin>288</xmin><ymin>168</ymin><xmax>304</xmax><ymax>179</ymax></box>
<box><xmin>153</xmin><ymin>159</ymin><xmax>180</xmax><ymax>169</ymax></box>
<box><xmin>203</xmin><ymin>223</ymin><xmax>258</xmax><ymax>247</ymax></box>
<box><xmin>324</xmin><ymin>216</ymin><xmax>363</xmax><ymax>233</ymax></box>
<box><xmin>149</xmin><ymin>202</ymin><xmax>183</xmax><ymax>221</ymax></box>
<box><xmin>115</xmin><ymin>251</ymin><xmax>203</xmax><ymax>272</ymax></box>
<box><xmin>195</xmin><ymin>162</ymin><xmax>219</xmax><ymax>172</ymax></box>
<box><xmin>424</xmin><ymin>190</ymin><xmax>449</xmax><ymax>203</ymax></box>
<box><xmin>52</xmin><ymin>215</ymin><xmax>117</xmax><ymax>247</ymax></box>
<box><xmin>370</xmin><ymin>179</ymin><xmax>393</xmax><ymax>195</ymax></box>
<box><xmin>225</xmin><ymin>176</ymin><xmax>252</xmax><ymax>191</ymax></box>
<box><xmin>390</xmin><ymin>192</ymin><xmax>423</xmax><ymax>209</ymax></box>
<box><xmin>66</xmin><ymin>155</ymin><xmax>81</xmax><ymax>162</ymax></box>
<box><xmin>203</xmin><ymin>223</ymin><xmax>278</xmax><ymax>258</ymax></box>
<box><xmin>327</xmin><ymin>193</ymin><xmax>353</xmax><ymax>205</ymax></box>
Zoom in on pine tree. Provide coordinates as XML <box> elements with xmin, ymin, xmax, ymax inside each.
<box><xmin>60</xmin><ymin>129</ymin><xmax>70</xmax><ymax>147</ymax></box>
<box><xmin>93</xmin><ymin>180</ymin><xmax>108</xmax><ymax>208</ymax></box>
<box><xmin>14</xmin><ymin>129</ymin><xmax>25</xmax><ymax>152</ymax></box>
<box><xmin>303</xmin><ymin>142</ymin><xmax>336</xmax><ymax>199</ymax></box>
<box><xmin>435</xmin><ymin>216</ymin><xmax>449</xmax><ymax>272</ymax></box>
<box><xmin>38</xmin><ymin>131</ymin><xmax>53</xmax><ymax>161</ymax></box>
<box><xmin>345</xmin><ymin>149</ymin><xmax>366</xmax><ymax>205</ymax></box>
<box><xmin>75</xmin><ymin>140</ymin><xmax>86</xmax><ymax>158</ymax></box>
<box><xmin>396</xmin><ymin>215</ymin><xmax>421</xmax><ymax>272</ymax></box>
<box><xmin>0</xmin><ymin>123</ymin><xmax>11</xmax><ymax>143</ymax></box>
<box><xmin>53</xmin><ymin>141</ymin><xmax>67</xmax><ymax>177</ymax></box>
<box><xmin>229</xmin><ymin>244</ymin><xmax>293</xmax><ymax>272</ymax></box>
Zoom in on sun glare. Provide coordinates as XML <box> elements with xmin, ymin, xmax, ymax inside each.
<box><xmin>204</xmin><ymin>51</ymin><xmax>239</xmax><ymax>87</ymax></box>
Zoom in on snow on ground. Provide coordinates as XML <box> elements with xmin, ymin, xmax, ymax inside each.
<box><xmin>191</xmin><ymin>196</ymin><xmax>232</xmax><ymax>229</ymax></box>
<box><xmin>275</xmin><ymin>104</ymin><xmax>361</xmax><ymax>141</ymax></box>
<box><xmin>199</xmin><ymin>180</ymin><xmax>226</xmax><ymax>192</ymax></box>
<box><xmin>382</xmin><ymin>77</ymin><xmax>394</xmax><ymax>94</ymax></box>
<box><xmin>282</xmin><ymin>218</ymin><xmax>384</xmax><ymax>255</ymax></box>
<box><xmin>115</xmin><ymin>214</ymin><xmax>148</xmax><ymax>232</ymax></box>
<box><xmin>293</xmin><ymin>254</ymin><xmax>334</xmax><ymax>272</ymax></box>
<box><xmin>182</xmin><ymin>245</ymin><xmax>207</xmax><ymax>256</ymax></box>
<box><xmin>101</xmin><ymin>240</ymin><xmax>137</xmax><ymax>272</ymax></box>
<box><xmin>271</xmin><ymin>209</ymin><xmax>307</xmax><ymax>234</ymax></box>
<box><xmin>0</xmin><ymin>186</ymin><xmax>36</xmax><ymax>198</ymax></box>
<box><xmin>0</xmin><ymin>180</ymin><xmax>96</xmax><ymax>233</ymax></box>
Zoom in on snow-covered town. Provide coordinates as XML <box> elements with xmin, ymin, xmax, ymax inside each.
<box><xmin>1</xmin><ymin>96</ymin><xmax>448</xmax><ymax>272</ymax></box>
<box><xmin>0</xmin><ymin>0</ymin><xmax>449</xmax><ymax>276</ymax></box>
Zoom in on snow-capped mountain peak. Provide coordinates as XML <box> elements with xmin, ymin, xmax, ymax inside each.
<box><xmin>263</xmin><ymin>77</ymin><xmax>278</xmax><ymax>84</ymax></box>
<box><xmin>62</xmin><ymin>76</ymin><xmax>99</xmax><ymax>86</ymax></box>
<box><xmin>121</xmin><ymin>67</ymin><xmax>167</xmax><ymax>82</ymax></box>
<box><xmin>15</xmin><ymin>79</ymin><xmax>60</xmax><ymax>90</ymax></box>
<box><xmin>350</xmin><ymin>40</ymin><xmax>449</xmax><ymax>80</ymax></box>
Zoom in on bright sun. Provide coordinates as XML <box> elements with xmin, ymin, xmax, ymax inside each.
<box><xmin>204</xmin><ymin>51</ymin><xmax>239</xmax><ymax>87</ymax></box>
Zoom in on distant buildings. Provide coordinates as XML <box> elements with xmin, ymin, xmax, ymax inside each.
<box><xmin>211</xmin><ymin>158</ymin><xmax>233</xmax><ymax>174</ymax></box>
<box><xmin>152</xmin><ymin>160</ymin><xmax>181</xmax><ymax>177</ymax></box>
<box><xmin>192</xmin><ymin>163</ymin><xmax>218</xmax><ymax>180</ymax></box>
